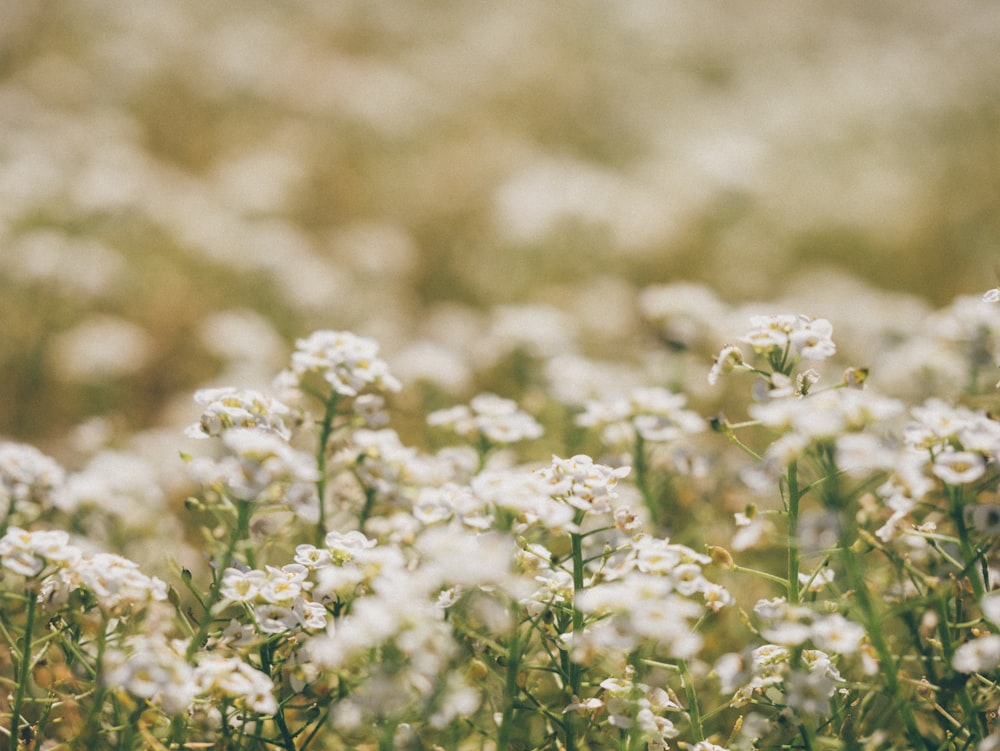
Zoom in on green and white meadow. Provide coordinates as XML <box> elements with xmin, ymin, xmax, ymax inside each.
<box><xmin>2</xmin><ymin>3</ymin><xmax>1000</xmax><ymax>750</ymax></box>
<box><xmin>4</xmin><ymin>293</ymin><xmax>1000</xmax><ymax>750</ymax></box>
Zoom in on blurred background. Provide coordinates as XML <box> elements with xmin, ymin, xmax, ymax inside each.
<box><xmin>2</xmin><ymin>0</ymin><xmax>999</xmax><ymax>448</ymax></box>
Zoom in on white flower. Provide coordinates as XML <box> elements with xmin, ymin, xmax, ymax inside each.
<box><xmin>0</xmin><ymin>527</ymin><xmax>80</xmax><ymax>578</ymax></box>
<box><xmin>708</xmin><ymin>345</ymin><xmax>745</xmax><ymax>385</ymax></box>
<box><xmin>981</xmin><ymin>592</ymin><xmax>1000</xmax><ymax>627</ymax></box>
<box><xmin>278</xmin><ymin>330</ymin><xmax>401</xmax><ymax>399</ymax></box>
<box><xmin>185</xmin><ymin>387</ymin><xmax>292</xmax><ymax>440</ymax></box>
<box><xmin>428</xmin><ymin>393</ymin><xmax>543</xmax><ymax>444</ymax></box>
<box><xmin>103</xmin><ymin>634</ymin><xmax>196</xmax><ymax>715</ymax></box>
<box><xmin>194</xmin><ymin>654</ymin><xmax>278</xmax><ymax>715</ymax></box>
<box><xmin>810</xmin><ymin>613</ymin><xmax>865</xmax><ymax>655</ymax></box>
<box><xmin>932</xmin><ymin>450</ymin><xmax>987</xmax><ymax>485</ymax></box>
<box><xmin>188</xmin><ymin>428</ymin><xmax>317</xmax><ymax>502</ymax></box>
<box><xmin>0</xmin><ymin>442</ymin><xmax>66</xmax><ymax>517</ymax></box>
<box><xmin>952</xmin><ymin>635</ymin><xmax>1000</xmax><ymax>674</ymax></box>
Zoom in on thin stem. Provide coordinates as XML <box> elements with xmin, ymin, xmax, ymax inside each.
<box><xmin>314</xmin><ymin>394</ymin><xmax>340</xmax><ymax>547</ymax></box>
<box><xmin>786</xmin><ymin>460</ymin><xmax>801</xmax><ymax>605</ymax></box>
<box><xmin>633</xmin><ymin>433</ymin><xmax>657</xmax><ymax>526</ymax></box>
<box><xmin>11</xmin><ymin>589</ymin><xmax>37</xmax><ymax>750</ymax></box>
<box><xmin>260</xmin><ymin>639</ymin><xmax>297</xmax><ymax>751</ymax></box>
<box><xmin>186</xmin><ymin>498</ymin><xmax>253</xmax><ymax>661</ymax></box>
<box><xmin>561</xmin><ymin>530</ymin><xmax>587</xmax><ymax>751</ymax></box>
<box><xmin>676</xmin><ymin>658</ymin><xmax>704</xmax><ymax>742</ymax></box>
<box><xmin>497</xmin><ymin>617</ymin><xmax>525</xmax><ymax>751</ymax></box>
<box><xmin>948</xmin><ymin>485</ymin><xmax>986</xmax><ymax>600</ymax></box>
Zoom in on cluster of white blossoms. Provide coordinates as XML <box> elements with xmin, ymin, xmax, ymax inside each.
<box><xmin>0</xmin><ymin>527</ymin><xmax>167</xmax><ymax>612</ymax></box>
<box><xmin>573</xmin><ymin>537</ymin><xmax>730</xmax><ymax>661</ymax></box>
<box><xmin>536</xmin><ymin>454</ymin><xmax>632</xmax><ymax>515</ymax></box>
<box><xmin>576</xmin><ymin>386</ymin><xmax>706</xmax><ymax>446</ymax></box>
<box><xmin>427</xmin><ymin>392</ymin><xmax>544</xmax><ymax>445</ymax></box>
<box><xmin>186</xmin><ymin>428</ymin><xmax>317</xmax><ymax>504</ymax></box>
<box><xmin>217</xmin><ymin>564</ymin><xmax>327</xmax><ymax>635</ymax></box>
<box><xmin>8</xmin><ymin>292</ymin><xmax>1000</xmax><ymax>751</ymax></box>
<box><xmin>716</xmin><ymin>642</ymin><xmax>845</xmax><ymax>717</ymax></box>
<box><xmin>275</xmin><ymin>329</ymin><xmax>401</xmax><ymax>400</ymax></box>
<box><xmin>904</xmin><ymin>398</ymin><xmax>1000</xmax><ymax>485</ymax></box>
<box><xmin>185</xmin><ymin>387</ymin><xmax>293</xmax><ymax>440</ymax></box>
<box><xmin>708</xmin><ymin>314</ymin><xmax>837</xmax><ymax>386</ymax></box>
<box><xmin>0</xmin><ymin>440</ymin><xmax>67</xmax><ymax>521</ymax></box>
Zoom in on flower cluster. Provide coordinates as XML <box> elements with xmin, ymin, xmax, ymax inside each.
<box><xmin>4</xmin><ymin>286</ymin><xmax>1000</xmax><ymax>751</ymax></box>
<box><xmin>275</xmin><ymin>330</ymin><xmax>401</xmax><ymax>401</ymax></box>
<box><xmin>428</xmin><ymin>392</ymin><xmax>544</xmax><ymax>445</ymax></box>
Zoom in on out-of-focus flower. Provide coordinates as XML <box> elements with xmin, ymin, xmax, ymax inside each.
<box><xmin>48</xmin><ymin>315</ymin><xmax>155</xmax><ymax>381</ymax></box>
<box><xmin>952</xmin><ymin>635</ymin><xmax>1000</xmax><ymax>674</ymax></box>
<box><xmin>276</xmin><ymin>330</ymin><xmax>401</xmax><ymax>400</ymax></box>
<box><xmin>193</xmin><ymin>654</ymin><xmax>278</xmax><ymax>715</ymax></box>
<box><xmin>0</xmin><ymin>441</ymin><xmax>66</xmax><ymax>520</ymax></box>
<box><xmin>186</xmin><ymin>428</ymin><xmax>317</xmax><ymax>503</ymax></box>
<box><xmin>103</xmin><ymin>634</ymin><xmax>196</xmax><ymax>715</ymax></box>
<box><xmin>576</xmin><ymin>386</ymin><xmax>706</xmax><ymax>446</ymax></box>
<box><xmin>428</xmin><ymin>393</ymin><xmax>543</xmax><ymax>445</ymax></box>
<box><xmin>931</xmin><ymin>450</ymin><xmax>987</xmax><ymax>485</ymax></box>
<box><xmin>185</xmin><ymin>387</ymin><xmax>292</xmax><ymax>440</ymax></box>
<box><xmin>0</xmin><ymin>527</ymin><xmax>80</xmax><ymax>578</ymax></box>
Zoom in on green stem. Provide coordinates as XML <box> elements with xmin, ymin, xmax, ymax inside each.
<box><xmin>634</xmin><ymin>434</ymin><xmax>657</xmax><ymax>526</ymax></box>
<box><xmin>314</xmin><ymin>394</ymin><xmax>340</xmax><ymax>547</ymax></box>
<box><xmin>563</xmin><ymin>531</ymin><xmax>587</xmax><ymax>751</ymax></box>
<box><xmin>260</xmin><ymin>640</ymin><xmax>297</xmax><ymax>751</ymax></box>
<box><xmin>786</xmin><ymin>461</ymin><xmax>801</xmax><ymax>605</ymax></box>
<box><xmin>0</xmin><ymin>495</ymin><xmax>16</xmax><ymax>538</ymax></box>
<box><xmin>677</xmin><ymin>658</ymin><xmax>704</xmax><ymax>742</ymax></box>
<box><xmin>11</xmin><ymin>590</ymin><xmax>36</xmax><ymax>750</ymax></box>
<box><xmin>948</xmin><ymin>485</ymin><xmax>986</xmax><ymax>600</ymax></box>
<box><xmin>358</xmin><ymin>485</ymin><xmax>377</xmax><ymax>531</ymax></box>
<box><xmin>497</xmin><ymin>618</ymin><xmax>525</xmax><ymax>751</ymax></box>
<box><xmin>841</xmin><ymin>540</ymin><xmax>930</xmax><ymax>749</ymax></box>
<box><xmin>186</xmin><ymin>499</ymin><xmax>253</xmax><ymax>661</ymax></box>
<box><xmin>78</xmin><ymin>615</ymin><xmax>110</xmax><ymax>746</ymax></box>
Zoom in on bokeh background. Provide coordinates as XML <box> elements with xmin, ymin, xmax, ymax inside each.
<box><xmin>2</xmin><ymin>0</ymin><xmax>999</xmax><ymax>448</ymax></box>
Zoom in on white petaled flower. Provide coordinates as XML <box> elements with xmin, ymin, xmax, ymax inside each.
<box><xmin>0</xmin><ymin>527</ymin><xmax>81</xmax><ymax>578</ymax></box>
<box><xmin>278</xmin><ymin>330</ymin><xmax>401</xmax><ymax>399</ymax></box>
<box><xmin>982</xmin><ymin>592</ymin><xmax>1000</xmax><ymax>627</ymax></box>
<box><xmin>0</xmin><ymin>441</ymin><xmax>66</xmax><ymax>517</ymax></box>
<box><xmin>576</xmin><ymin>387</ymin><xmax>705</xmax><ymax>445</ymax></box>
<box><xmin>708</xmin><ymin>344</ymin><xmax>745</xmax><ymax>385</ymax></box>
<box><xmin>737</xmin><ymin>314</ymin><xmax>836</xmax><ymax>362</ymax></box>
<box><xmin>103</xmin><ymin>634</ymin><xmax>196</xmax><ymax>715</ymax></box>
<box><xmin>428</xmin><ymin>393</ymin><xmax>543</xmax><ymax>444</ymax></box>
<box><xmin>537</xmin><ymin>454</ymin><xmax>631</xmax><ymax>515</ymax></box>
<box><xmin>810</xmin><ymin>613</ymin><xmax>866</xmax><ymax>655</ymax></box>
<box><xmin>185</xmin><ymin>387</ymin><xmax>292</xmax><ymax>440</ymax></box>
<box><xmin>219</xmin><ymin>568</ymin><xmax>266</xmax><ymax>604</ymax></box>
<box><xmin>952</xmin><ymin>635</ymin><xmax>1000</xmax><ymax>674</ymax></box>
<box><xmin>188</xmin><ymin>428</ymin><xmax>317</xmax><ymax>503</ymax></box>
<box><xmin>984</xmin><ymin>288</ymin><xmax>1000</xmax><ymax>303</ymax></box>
<box><xmin>932</xmin><ymin>450</ymin><xmax>987</xmax><ymax>485</ymax></box>
<box><xmin>56</xmin><ymin>552</ymin><xmax>169</xmax><ymax>611</ymax></box>
<box><xmin>194</xmin><ymin>654</ymin><xmax>278</xmax><ymax>715</ymax></box>
<box><xmin>789</xmin><ymin>317</ymin><xmax>836</xmax><ymax>360</ymax></box>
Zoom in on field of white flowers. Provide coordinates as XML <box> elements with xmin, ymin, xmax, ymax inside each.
<box><xmin>2</xmin><ymin>2</ymin><xmax>1000</xmax><ymax>750</ymax></box>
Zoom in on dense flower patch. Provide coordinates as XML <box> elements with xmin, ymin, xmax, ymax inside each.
<box><xmin>1</xmin><ymin>286</ymin><xmax>999</xmax><ymax>750</ymax></box>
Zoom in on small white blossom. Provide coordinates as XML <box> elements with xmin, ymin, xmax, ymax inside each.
<box><xmin>185</xmin><ymin>387</ymin><xmax>292</xmax><ymax>440</ymax></box>
<box><xmin>428</xmin><ymin>393</ymin><xmax>543</xmax><ymax>444</ymax></box>
<box><xmin>932</xmin><ymin>450</ymin><xmax>987</xmax><ymax>485</ymax></box>
<box><xmin>277</xmin><ymin>329</ymin><xmax>401</xmax><ymax>400</ymax></box>
<box><xmin>952</xmin><ymin>635</ymin><xmax>1000</xmax><ymax>674</ymax></box>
